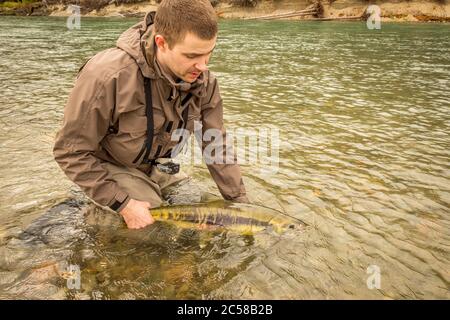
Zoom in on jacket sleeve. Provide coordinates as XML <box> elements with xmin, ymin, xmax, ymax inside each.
<box><xmin>200</xmin><ymin>76</ymin><xmax>248</xmax><ymax>202</ymax></box>
<box><xmin>53</xmin><ymin>65</ymin><xmax>131</xmax><ymax>212</ymax></box>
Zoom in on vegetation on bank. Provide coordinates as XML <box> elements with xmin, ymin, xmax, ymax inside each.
<box><xmin>0</xmin><ymin>0</ymin><xmax>449</xmax><ymax>22</ymax></box>
<box><xmin>0</xmin><ymin>0</ymin><xmax>304</xmax><ymax>13</ymax></box>
<box><xmin>0</xmin><ymin>0</ymin><xmax>260</xmax><ymax>16</ymax></box>
<box><xmin>0</xmin><ymin>0</ymin><xmax>258</xmax><ymax>9</ymax></box>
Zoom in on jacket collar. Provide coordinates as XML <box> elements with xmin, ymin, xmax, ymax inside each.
<box><xmin>117</xmin><ymin>11</ymin><xmax>208</xmax><ymax>99</ymax></box>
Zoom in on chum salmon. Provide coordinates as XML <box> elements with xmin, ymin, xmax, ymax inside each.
<box><xmin>149</xmin><ymin>201</ymin><xmax>305</xmax><ymax>235</ymax></box>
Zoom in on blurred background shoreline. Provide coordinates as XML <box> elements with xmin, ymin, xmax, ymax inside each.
<box><xmin>1</xmin><ymin>0</ymin><xmax>450</xmax><ymax>23</ymax></box>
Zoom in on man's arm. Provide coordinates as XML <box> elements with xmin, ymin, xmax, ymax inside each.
<box><xmin>53</xmin><ymin>63</ymin><xmax>154</xmax><ymax>228</ymax></box>
<box><xmin>200</xmin><ymin>75</ymin><xmax>249</xmax><ymax>203</ymax></box>
<box><xmin>53</xmin><ymin>66</ymin><xmax>132</xmax><ymax>211</ymax></box>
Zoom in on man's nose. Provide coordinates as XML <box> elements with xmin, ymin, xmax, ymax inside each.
<box><xmin>195</xmin><ymin>62</ymin><xmax>208</xmax><ymax>72</ymax></box>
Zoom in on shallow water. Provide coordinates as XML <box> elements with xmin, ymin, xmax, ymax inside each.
<box><xmin>0</xmin><ymin>16</ymin><xmax>449</xmax><ymax>299</ymax></box>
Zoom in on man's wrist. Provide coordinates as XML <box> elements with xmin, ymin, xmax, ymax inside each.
<box><xmin>108</xmin><ymin>191</ymin><xmax>131</xmax><ymax>212</ymax></box>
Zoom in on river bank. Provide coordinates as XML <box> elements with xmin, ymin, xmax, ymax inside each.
<box><xmin>1</xmin><ymin>0</ymin><xmax>449</xmax><ymax>22</ymax></box>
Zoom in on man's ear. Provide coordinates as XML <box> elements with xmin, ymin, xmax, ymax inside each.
<box><xmin>155</xmin><ymin>35</ymin><xmax>167</xmax><ymax>52</ymax></box>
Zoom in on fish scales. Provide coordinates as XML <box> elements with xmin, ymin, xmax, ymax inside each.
<box><xmin>149</xmin><ymin>201</ymin><xmax>305</xmax><ymax>235</ymax></box>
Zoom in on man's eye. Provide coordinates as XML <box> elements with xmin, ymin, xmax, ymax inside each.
<box><xmin>186</xmin><ymin>55</ymin><xmax>197</xmax><ymax>59</ymax></box>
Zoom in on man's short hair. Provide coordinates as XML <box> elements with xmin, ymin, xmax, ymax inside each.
<box><xmin>154</xmin><ymin>0</ymin><xmax>218</xmax><ymax>49</ymax></box>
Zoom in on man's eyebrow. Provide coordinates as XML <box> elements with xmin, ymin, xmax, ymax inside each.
<box><xmin>183</xmin><ymin>46</ymin><xmax>216</xmax><ymax>56</ymax></box>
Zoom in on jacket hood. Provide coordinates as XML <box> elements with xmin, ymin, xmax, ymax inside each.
<box><xmin>116</xmin><ymin>11</ymin><xmax>207</xmax><ymax>98</ymax></box>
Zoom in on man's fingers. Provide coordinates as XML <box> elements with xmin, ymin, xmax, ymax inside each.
<box><xmin>123</xmin><ymin>205</ymin><xmax>155</xmax><ymax>229</ymax></box>
<box><xmin>130</xmin><ymin>217</ymin><xmax>154</xmax><ymax>229</ymax></box>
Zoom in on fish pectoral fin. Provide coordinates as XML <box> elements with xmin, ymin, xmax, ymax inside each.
<box><xmin>196</xmin><ymin>223</ymin><xmax>209</xmax><ymax>231</ymax></box>
<box><xmin>200</xmin><ymin>192</ymin><xmax>222</xmax><ymax>203</ymax></box>
<box><xmin>196</xmin><ymin>223</ymin><xmax>220</xmax><ymax>232</ymax></box>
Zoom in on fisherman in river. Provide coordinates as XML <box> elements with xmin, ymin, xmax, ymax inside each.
<box><xmin>53</xmin><ymin>0</ymin><xmax>249</xmax><ymax>230</ymax></box>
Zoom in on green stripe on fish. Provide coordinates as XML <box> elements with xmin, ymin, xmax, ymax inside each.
<box><xmin>149</xmin><ymin>201</ymin><xmax>305</xmax><ymax>235</ymax></box>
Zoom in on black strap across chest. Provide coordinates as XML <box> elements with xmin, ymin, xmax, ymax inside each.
<box><xmin>132</xmin><ymin>77</ymin><xmax>192</xmax><ymax>164</ymax></box>
<box><xmin>142</xmin><ymin>77</ymin><xmax>154</xmax><ymax>164</ymax></box>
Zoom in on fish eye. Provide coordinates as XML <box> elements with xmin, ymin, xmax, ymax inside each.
<box><xmin>288</xmin><ymin>224</ymin><xmax>295</xmax><ymax>229</ymax></box>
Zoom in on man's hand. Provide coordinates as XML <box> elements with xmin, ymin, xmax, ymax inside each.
<box><xmin>119</xmin><ymin>199</ymin><xmax>155</xmax><ymax>229</ymax></box>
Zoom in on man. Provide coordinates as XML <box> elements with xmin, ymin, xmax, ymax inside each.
<box><xmin>53</xmin><ymin>0</ymin><xmax>248</xmax><ymax>230</ymax></box>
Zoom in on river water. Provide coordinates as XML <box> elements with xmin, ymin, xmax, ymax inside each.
<box><xmin>0</xmin><ymin>16</ymin><xmax>449</xmax><ymax>299</ymax></box>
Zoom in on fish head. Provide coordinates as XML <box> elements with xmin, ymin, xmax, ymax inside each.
<box><xmin>268</xmin><ymin>216</ymin><xmax>302</xmax><ymax>234</ymax></box>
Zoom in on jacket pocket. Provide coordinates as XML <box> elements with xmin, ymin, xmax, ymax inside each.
<box><xmin>119</xmin><ymin>108</ymin><xmax>166</xmax><ymax>137</ymax></box>
<box><xmin>119</xmin><ymin>113</ymin><xmax>147</xmax><ymax>137</ymax></box>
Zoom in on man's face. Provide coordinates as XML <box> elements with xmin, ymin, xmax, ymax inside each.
<box><xmin>155</xmin><ymin>32</ymin><xmax>217</xmax><ymax>83</ymax></box>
